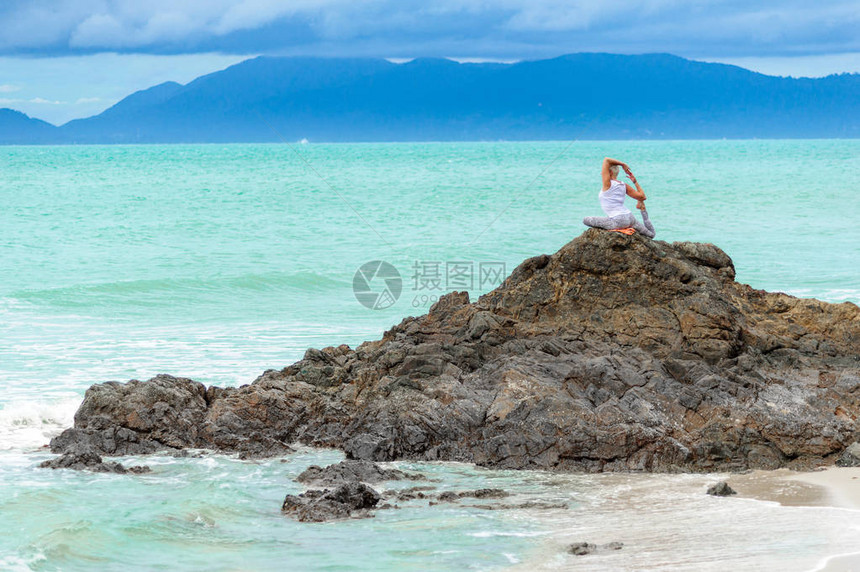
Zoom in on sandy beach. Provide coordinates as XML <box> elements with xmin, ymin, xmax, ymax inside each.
<box><xmin>730</xmin><ymin>467</ymin><xmax>860</xmax><ymax>571</ymax></box>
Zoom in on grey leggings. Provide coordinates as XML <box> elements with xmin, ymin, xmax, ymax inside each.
<box><xmin>582</xmin><ymin>210</ymin><xmax>656</xmax><ymax>238</ymax></box>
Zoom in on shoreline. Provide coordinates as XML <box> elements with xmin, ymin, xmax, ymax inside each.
<box><xmin>729</xmin><ymin>466</ymin><xmax>860</xmax><ymax>510</ymax></box>
<box><xmin>729</xmin><ymin>467</ymin><xmax>860</xmax><ymax>571</ymax></box>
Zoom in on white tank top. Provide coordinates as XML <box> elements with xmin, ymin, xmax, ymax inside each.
<box><xmin>599</xmin><ymin>180</ymin><xmax>631</xmax><ymax>217</ymax></box>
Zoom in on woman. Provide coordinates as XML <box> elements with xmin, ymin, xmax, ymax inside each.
<box><xmin>583</xmin><ymin>157</ymin><xmax>655</xmax><ymax>238</ymax></box>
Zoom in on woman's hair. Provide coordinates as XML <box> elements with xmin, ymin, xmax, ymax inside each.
<box><xmin>609</xmin><ymin>164</ymin><xmax>620</xmax><ymax>178</ymax></box>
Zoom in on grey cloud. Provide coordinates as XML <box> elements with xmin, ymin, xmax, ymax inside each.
<box><xmin>0</xmin><ymin>0</ymin><xmax>857</xmax><ymax>58</ymax></box>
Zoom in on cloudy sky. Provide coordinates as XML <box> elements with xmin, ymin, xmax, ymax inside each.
<box><xmin>2</xmin><ymin>0</ymin><xmax>859</xmax><ymax>124</ymax></box>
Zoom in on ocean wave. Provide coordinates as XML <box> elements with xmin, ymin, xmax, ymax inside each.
<box><xmin>5</xmin><ymin>271</ymin><xmax>348</xmax><ymax>308</ymax></box>
<box><xmin>781</xmin><ymin>288</ymin><xmax>860</xmax><ymax>305</ymax></box>
<box><xmin>0</xmin><ymin>397</ymin><xmax>80</xmax><ymax>451</ymax></box>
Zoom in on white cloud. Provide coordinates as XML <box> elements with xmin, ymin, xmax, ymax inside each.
<box><xmin>70</xmin><ymin>13</ymin><xmax>127</xmax><ymax>47</ymax></box>
<box><xmin>29</xmin><ymin>97</ymin><xmax>66</xmax><ymax>104</ymax></box>
<box><xmin>0</xmin><ymin>83</ymin><xmax>21</xmax><ymax>92</ymax></box>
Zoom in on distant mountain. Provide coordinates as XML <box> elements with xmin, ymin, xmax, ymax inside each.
<box><xmin>4</xmin><ymin>53</ymin><xmax>860</xmax><ymax>144</ymax></box>
<box><xmin>0</xmin><ymin>108</ymin><xmax>60</xmax><ymax>143</ymax></box>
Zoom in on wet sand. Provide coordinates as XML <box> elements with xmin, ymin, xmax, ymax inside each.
<box><xmin>729</xmin><ymin>467</ymin><xmax>860</xmax><ymax>571</ymax></box>
<box><xmin>729</xmin><ymin>467</ymin><xmax>860</xmax><ymax>510</ymax></box>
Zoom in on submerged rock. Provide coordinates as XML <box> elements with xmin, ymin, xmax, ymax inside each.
<box><xmin>706</xmin><ymin>481</ymin><xmax>737</xmax><ymax>496</ymax></box>
<box><xmin>281</xmin><ymin>482</ymin><xmax>381</xmax><ymax>522</ymax></box>
<box><xmin>459</xmin><ymin>488</ymin><xmax>509</xmax><ymax>499</ymax></box>
<box><xmin>569</xmin><ymin>542</ymin><xmax>596</xmax><ymax>556</ymax></box>
<box><xmin>568</xmin><ymin>541</ymin><xmax>623</xmax><ymax>556</ymax></box>
<box><xmin>384</xmin><ymin>486</ymin><xmax>437</xmax><ymax>501</ymax></box>
<box><xmin>421</xmin><ymin>488</ymin><xmax>511</xmax><ymax>504</ymax></box>
<box><xmin>466</xmin><ymin>500</ymin><xmax>568</xmax><ymax>510</ymax></box>
<box><xmin>51</xmin><ymin>230</ymin><xmax>860</xmax><ymax>473</ymax></box>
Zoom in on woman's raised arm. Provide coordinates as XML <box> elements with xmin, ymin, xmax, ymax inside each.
<box><xmin>625</xmin><ymin>179</ymin><xmax>646</xmax><ymax>201</ymax></box>
<box><xmin>602</xmin><ymin>157</ymin><xmax>627</xmax><ymax>189</ymax></box>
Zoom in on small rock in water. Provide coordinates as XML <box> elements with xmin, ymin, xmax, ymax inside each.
<box><xmin>568</xmin><ymin>542</ymin><xmax>596</xmax><ymax>555</ymax></box>
<box><xmin>435</xmin><ymin>491</ymin><xmax>460</xmax><ymax>503</ymax></box>
<box><xmin>836</xmin><ymin>442</ymin><xmax>860</xmax><ymax>467</ymax></box>
<box><xmin>281</xmin><ymin>482</ymin><xmax>382</xmax><ymax>522</ymax></box>
<box><xmin>706</xmin><ymin>481</ymin><xmax>737</xmax><ymax>496</ymax></box>
<box><xmin>38</xmin><ymin>445</ymin><xmax>151</xmax><ymax>474</ymax></box>
<box><xmin>386</xmin><ymin>486</ymin><xmax>438</xmax><ymax>501</ymax></box>
<box><xmin>171</xmin><ymin>450</ymin><xmax>204</xmax><ymax>459</ymax></box>
<box><xmin>568</xmin><ymin>541</ymin><xmax>624</xmax><ymax>555</ymax></box>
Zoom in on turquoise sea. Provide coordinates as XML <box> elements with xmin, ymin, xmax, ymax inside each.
<box><xmin>1</xmin><ymin>141</ymin><xmax>859</xmax><ymax>570</ymax></box>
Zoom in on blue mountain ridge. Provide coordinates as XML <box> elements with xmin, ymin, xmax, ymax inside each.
<box><xmin>1</xmin><ymin>53</ymin><xmax>858</xmax><ymax>143</ymax></box>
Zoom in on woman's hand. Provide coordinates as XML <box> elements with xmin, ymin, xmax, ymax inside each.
<box><xmin>623</xmin><ymin>166</ymin><xmax>637</xmax><ymax>184</ymax></box>
<box><xmin>636</xmin><ymin>200</ymin><xmax>646</xmax><ymax>210</ymax></box>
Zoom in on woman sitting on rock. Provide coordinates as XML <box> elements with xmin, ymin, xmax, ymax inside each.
<box><xmin>583</xmin><ymin>157</ymin><xmax>655</xmax><ymax>238</ymax></box>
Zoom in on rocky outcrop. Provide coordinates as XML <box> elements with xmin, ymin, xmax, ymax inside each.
<box><xmin>51</xmin><ymin>230</ymin><xmax>860</xmax><ymax>472</ymax></box>
<box><xmin>296</xmin><ymin>459</ymin><xmax>422</xmax><ymax>487</ymax></box>
<box><xmin>281</xmin><ymin>482</ymin><xmax>382</xmax><ymax>522</ymax></box>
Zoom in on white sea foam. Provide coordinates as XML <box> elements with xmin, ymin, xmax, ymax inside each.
<box><xmin>0</xmin><ymin>554</ymin><xmax>42</xmax><ymax>572</ymax></box>
<box><xmin>782</xmin><ymin>288</ymin><xmax>860</xmax><ymax>304</ymax></box>
<box><xmin>0</xmin><ymin>397</ymin><xmax>79</xmax><ymax>450</ymax></box>
<box><xmin>469</xmin><ymin>530</ymin><xmax>551</xmax><ymax>538</ymax></box>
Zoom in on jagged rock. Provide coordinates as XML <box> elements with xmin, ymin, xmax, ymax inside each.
<box><xmin>836</xmin><ymin>442</ymin><xmax>860</xmax><ymax>467</ymax></box>
<box><xmin>52</xmin><ymin>230</ymin><xmax>860</xmax><ymax>473</ymax></box>
<box><xmin>706</xmin><ymin>481</ymin><xmax>737</xmax><ymax>496</ymax></box>
<box><xmin>296</xmin><ymin>460</ymin><xmax>423</xmax><ymax>486</ymax></box>
<box><xmin>568</xmin><ymin>541</ymin><xmax>624</xmax><ymax>555</ymax></box>
<box><xmin>38</xmin><ymin>444</ymin><xmax>151</xmax><ymax>474</ymax></box>
<box><xmin>50</xmin><ymin>374</ymin><xmax>293</xmax><ymax>457</ymax></box>
<box><xmin>281</xmin><ymin>482</ymin><xmax>381</xmax><ymax>522</ymax></box>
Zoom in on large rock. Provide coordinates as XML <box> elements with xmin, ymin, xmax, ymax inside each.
<box><xmin>50</xmin><ymin>374</ymin><xmax>292</xmax><ymax>457</ymax></box>
<box><xmin>52</xmin><ymin>230</ymin><xmax>860</xmax><ymax>472</ymax></box>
